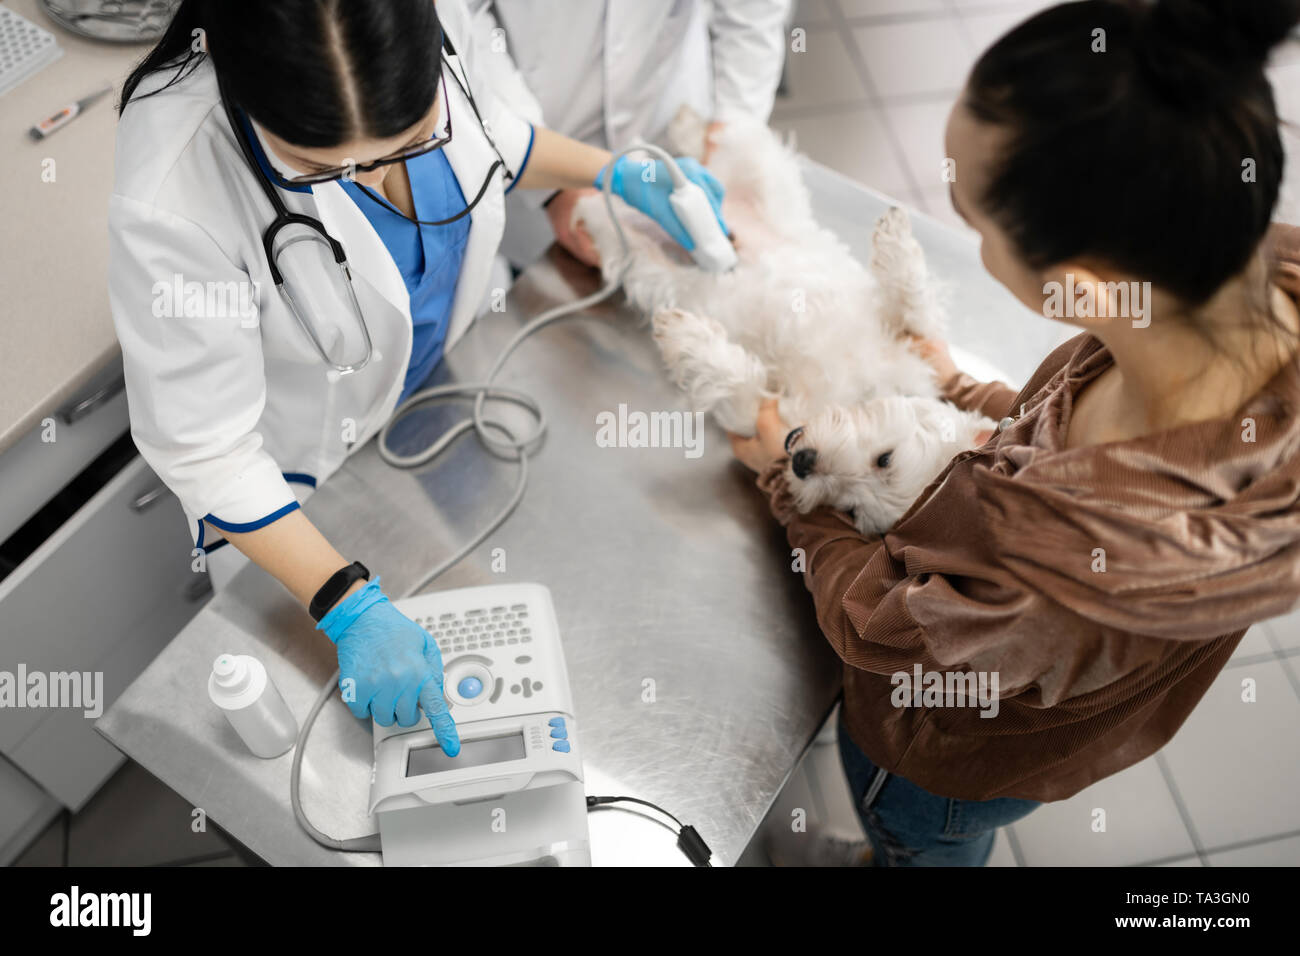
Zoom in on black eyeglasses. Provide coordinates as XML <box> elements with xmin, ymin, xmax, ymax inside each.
<box><xmin>280</xmin><ymin>71</ymin><xmax>452</xmax><ymax>186</ymax></box>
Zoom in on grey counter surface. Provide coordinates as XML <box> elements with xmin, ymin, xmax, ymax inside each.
<box><xmin>96</xmin><ymin>161</ymin><xmax>1065</xmax><ymax>866</ymax></box>
<box><xmin>0</xmin><ymin>0</ymin><xmax>146</xmax><ymax>456</ymax></box>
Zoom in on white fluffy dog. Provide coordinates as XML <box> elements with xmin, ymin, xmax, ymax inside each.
<box><xmin>574</xmin><ymin>113</ymin><xmax>992</xmax><ymax>534</ymax></box>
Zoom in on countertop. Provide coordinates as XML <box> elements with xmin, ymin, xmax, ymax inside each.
<box><xmin>0</xmin><ymin>0</ymin><xmax>146</xmax><ymax>455</ymax></box>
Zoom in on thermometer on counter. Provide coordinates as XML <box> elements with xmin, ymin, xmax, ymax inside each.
<box><xmin>28</xmin><ymin>84</ymin><xmax>113</xmax><ymax>140</ymax></box>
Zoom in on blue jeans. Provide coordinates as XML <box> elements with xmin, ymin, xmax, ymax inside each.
<box><xmin>836</xmin><ymin>709</ymin><xmax>1039</xmax><ymax>866</ymax></box>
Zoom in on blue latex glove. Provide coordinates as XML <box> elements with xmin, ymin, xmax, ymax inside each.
<box><xmin>594</xmin><ymin>156</ymin><xmax>729</xmax><ymax>252</ymax></box>
<box><xmin>316</xmin><ymin>577</ymin><xmax>460</xmax><ymax>756</ymax></box>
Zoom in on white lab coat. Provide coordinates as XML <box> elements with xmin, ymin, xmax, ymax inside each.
<box><xmin>468</xmin><ymin>0</ymin><xmax>791</xmax><ymax>145</ymax></box>
<box><xmin>107</xmin><ymin>0</ymin><xmax>533</xmax><ymax>550</ymax></box>
<box><xmin>468</xmin><ymin>0</ymin><xmax>791</xmax><ymax>265</ymax></box>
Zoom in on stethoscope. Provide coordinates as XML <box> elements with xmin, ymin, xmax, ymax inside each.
<box><xmin>219</xmin><ymin>35</ymin><xmax>510</xmax><ymax>375</ymax></box>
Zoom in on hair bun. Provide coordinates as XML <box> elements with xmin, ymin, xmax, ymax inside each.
<box><xmin>1147</xmin><ymin>0</ymin><xmax>1300</xmax><ymax>69</ymax></box>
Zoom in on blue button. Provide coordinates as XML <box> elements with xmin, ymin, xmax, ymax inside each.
<box><xmin>457</xmin><ymin>676</ymin><xmax>483</xmax><ymax>699</ymax></box>
<box><xmin>550</xmin><ymin>727</ymin><xmax>567</xmax><ymax>740</ymax></box>
<box><xmin>551</xmin><ymin>740</ymin><xmax>571</xmax><ymax>753</ymax></box>
<box><xmin>548</xmin><ymin>717</ymin><xmax>565</xmax><ymax>728</ymax></box>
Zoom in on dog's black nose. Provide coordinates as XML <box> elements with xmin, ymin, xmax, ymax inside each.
<box><xmin>791</xmin><ymin>448</ymin><xmax>817</xmax><ymax>479</ymax></box>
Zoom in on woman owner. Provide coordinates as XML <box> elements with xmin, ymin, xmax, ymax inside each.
<box><xmin>733</xmin><ymin>0</ymin><xmax>1300</xmax><ymax>865</ymax></box>
<box><xmin>107</xmin><ymin>0</ymin><xmax>726</xmax><ymax>754</ymax></box>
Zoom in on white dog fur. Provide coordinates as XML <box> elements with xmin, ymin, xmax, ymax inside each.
<box><xmin>574</xmin><ymin>111</ymin><xmax>992</xmax><ymax>534</ymax></box>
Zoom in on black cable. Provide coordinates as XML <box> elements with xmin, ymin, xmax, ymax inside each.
<box><xmin>586</xmin><ymin>795</ymin><xmax>713</xmax><ymax>867</ymax></box>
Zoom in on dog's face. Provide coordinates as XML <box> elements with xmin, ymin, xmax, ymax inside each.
<box><xmin>785</xmin><ymin>396</ymin><xmax>973</xmax><ymax>534</ymax></box>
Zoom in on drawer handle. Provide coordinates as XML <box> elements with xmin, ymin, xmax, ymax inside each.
<box><xmin>130</xmin><ymin>484</ymin><xmax>172</xmax><ymax>512</ymax></box>
<box><xmin>60</xmin><ymin>374</ymin><xmax>126</xmax><ymax>425</ymax></box>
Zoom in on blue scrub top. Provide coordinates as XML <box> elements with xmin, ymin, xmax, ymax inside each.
<box><xmin>341</xmin><ymin>151</ymin><xmax>470</xmax><ymax>404</ymax></box>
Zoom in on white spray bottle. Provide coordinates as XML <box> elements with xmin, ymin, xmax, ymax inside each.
<box><xmin>207</xmin><ymin>653</ymin><xmax>298</xmax><ymax>758</ymax></box>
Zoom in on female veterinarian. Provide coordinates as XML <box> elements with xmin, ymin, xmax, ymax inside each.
<box><xmin>733</xmin><ymin>0</ymin><xmax>1300</xmax><ymax>865</ymax></box>
<box><xmin>107</xmin><ymin>0</ymin><xmax>725</xmax><ymax>754</ymax></box>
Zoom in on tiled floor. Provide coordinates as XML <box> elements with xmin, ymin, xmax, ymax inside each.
<box><xmin>13</xmin><ymin>761</ymin><xmax>253</xmax><ymax>867</ymax></box>
<box><xmin>748</xmin><ymin>0</ymin><xmax>1300</xmax><ymax>867</ymax></box>
<box><xmin>1007</xmin><ymin>619</ymin><xmax>1300</xmax><ymax>867</ymax></box>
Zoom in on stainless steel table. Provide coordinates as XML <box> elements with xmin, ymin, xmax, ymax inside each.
<box><xmin>97</xmin><ymin>161</ymin><xmax>1063</xmax><ymax>866</ymax></box>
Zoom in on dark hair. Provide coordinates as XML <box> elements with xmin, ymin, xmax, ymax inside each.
<box><xmin>965</xmin><ymin>0</ymin><xmax>1300</xmax><ymax>307</ymax></box>
<box><xmin>119</xmin><ymin>0</ymin><xmax>442</xmax><ymax>148</ymax></box>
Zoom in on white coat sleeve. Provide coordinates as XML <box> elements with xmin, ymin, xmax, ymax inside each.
<box><xmin>708</xmin><ymin>0</ymin><xmax>791</xmax><ymax>122</ymax></box>
<box><xmin>108</xmin><ymin>193</ymin><xmax>300</xmax><ymax>538</ymax></box>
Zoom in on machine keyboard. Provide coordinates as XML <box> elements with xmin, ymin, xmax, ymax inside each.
<box><xmin>414</xmin><ymin>603</ymin><xmax>533</xmax><ymax>654</ymax></box>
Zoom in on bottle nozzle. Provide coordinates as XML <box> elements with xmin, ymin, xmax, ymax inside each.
<box><xmin>211</xmin><ymin>654</ymin><xmax>252</xmax><ymax>693</ymax></box>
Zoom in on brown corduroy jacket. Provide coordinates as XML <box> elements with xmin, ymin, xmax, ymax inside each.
<box><xmin>758</xmin><ymin>333</ymin><xmax>1300</xmax><ymax>802</ymax></box>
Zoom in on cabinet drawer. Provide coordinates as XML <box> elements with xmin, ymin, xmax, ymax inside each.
<box><xmin>0</xmin><ymin>455</ymin><xmax>209</xmax><ymax>809</ymax></box>
<box><xmin>0</xmin><ymin>361</ymin><xmax>129</xmax><ymax>545</ymax></box>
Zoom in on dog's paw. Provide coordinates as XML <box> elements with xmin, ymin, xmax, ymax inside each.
<box><xmin>652</xmin><ymin>307</ymin><xmax>770</xmax><ymax>423</ymax></box>
<box><xmin>874</xmin><ymin>205</ymin><xmax>914</xmax><ymax>242</ymax></box>
<box><xmin>870</xmin><ymin>207</ymin><xmax>924</xmax><ymax>279</ymax></box>
<box><xmin>871</xmin><ymin>207</ymin><xmax>946</xmax><ymax>339</ymax></box>
<box><xmin>651</xmin><ymin>307</ymin><xmax>725</xmax><ymax>360</ymax></box>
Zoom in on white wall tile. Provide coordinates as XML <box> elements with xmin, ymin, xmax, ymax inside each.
<box><xmin>837</xmin><ymin>0</ymin><xmax>948</xmax><ymax>18</ymax></box>
<box><xmin>776</xmin><ymin>28</ymin><xmax>872</xmax><ymax>115</ymax></box>
<box><xmin>887</xmin><ymin>99</ymin><xmax>959</xmax><ymax>192</ymax></box>
<box><xmin>854</xmin><ymin>19</ymin><xmax>975</xmax><ymax>99</ymax></box>
<box><xmin>773</xmin><ymin>109</ymin><xmax>913</xmax><ymax>197</ymax></box>
<box><xmin>916</xmin><ymin>185</ymin><xmax>975</xmax><ymax>235</ymax></box>
<box><xmin>793</xmin><ymin>0</ymin><xmax>837</xmax><ymax>27</ymax></box>
<box><xmin>959</xmin><ymin>5</ymin><xmax>1043</xmax><ymax>57</ymax></box>
<box><xmin>1268</xmin><ymin>63</ymin><xmax>1300</xmax><ymax>228</ymax></box>
<box><xmin>947</xmin><ymin>0</ymin><xmax>1055</xmax><ymax>10</ymax></box>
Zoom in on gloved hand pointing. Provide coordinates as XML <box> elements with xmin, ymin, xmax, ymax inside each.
<box><xmin>316</xmin><ymin>577</ymin><xmax>460</xmax><ymax>756</ymax></box>
<box><xmin>594</xmin><ymin>155</ymin><xmax>729</xmax><ymax>252</ymax></box>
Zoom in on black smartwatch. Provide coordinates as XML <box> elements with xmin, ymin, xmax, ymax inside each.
<box><xmin>309</xmin><ymin>561</ymin><xmax>371</xmax><ymax>622</ymax></box>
